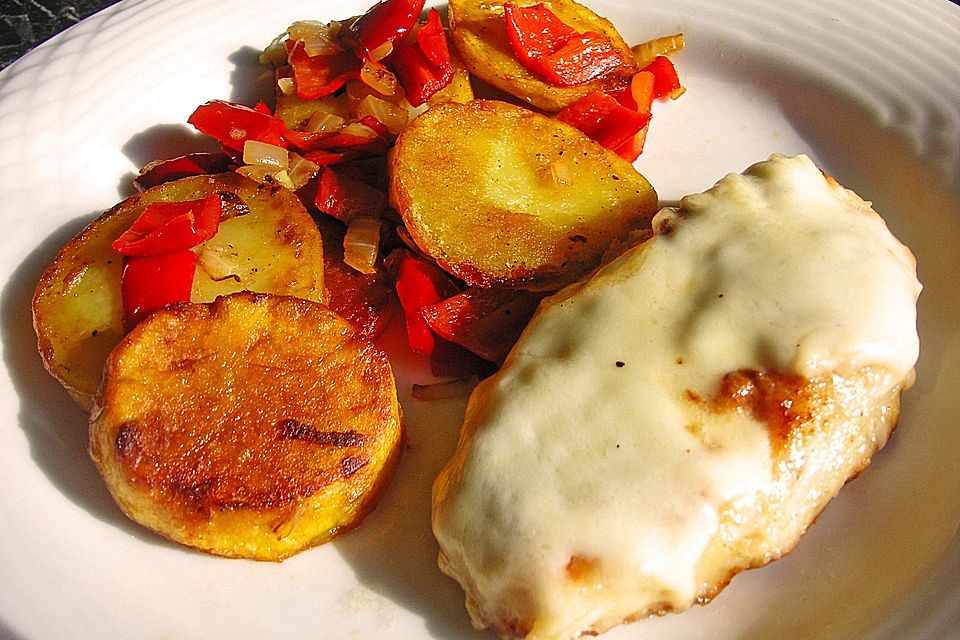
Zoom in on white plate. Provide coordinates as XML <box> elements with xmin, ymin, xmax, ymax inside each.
<box><xmin>1</xmin><ymin>1</ymin><xmax>959</xmax><ymax>638</ymax></box>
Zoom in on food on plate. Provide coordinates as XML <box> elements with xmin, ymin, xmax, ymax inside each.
<box><xmin>389</xmin><ymin>99</ymin><xmax>658</xmax><ymax>291</ymax></box>
<box><xmin>89</xmin><ymin>292</ymin><xmax>402</xmax><ymax>561</ymax></box>
<box><xmin>448</xmin><ymin>0</ymin><xmax>637</xmax><ymax>111</ymax></box>
<box><xmin>32</xmin><ymin>173</ymin><xmax>325</xmax><ymax>409</ymax></box>
<box><xmin>432</xmin><ymin>155</ymin><xmax>921</xmax><ymax>639</ymax></box>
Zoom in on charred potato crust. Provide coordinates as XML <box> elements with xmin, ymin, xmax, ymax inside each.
<box><xmin>32</xmin><ymin>173</ymin><xmax>324</xmax><ymax>409</ymax></box>
<box><xmin>389</xmin><ymin>100</ymin><xmax>658</xmax><ymax>291</ymax></box>
<box><xmin>448</xmin><ymin>0</ymin><xmax>637</xmax><ymax>112</ymax></box>
<box><xmin>89</xmin><ymin>292</ymin><xmax>401</xmax><ymax>561</ymax></box>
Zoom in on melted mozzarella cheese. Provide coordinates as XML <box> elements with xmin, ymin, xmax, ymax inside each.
<box><xmin>432</xmin><ymin>155</ymin><xmax>921</xmax><ymax>640</ymax></box>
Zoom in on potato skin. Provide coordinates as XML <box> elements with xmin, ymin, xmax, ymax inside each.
<box><xmin>389</xmin><ymin>100</ymin><xmax>658</xmax><ymax>291</ymax></box>
<box><xmin>89</xmin><ymin>292</ymin><xmax>402</xmax><ymax>561</ymax></box>
<box><xmin>32</xmin><ymin>173</ymin><xmax>325</xmax><ymax>409</ymax></box>
<box><xmin>448</xmin><ymin>0</ymin><xmax>637</xmax><ymax>112</ymax></box>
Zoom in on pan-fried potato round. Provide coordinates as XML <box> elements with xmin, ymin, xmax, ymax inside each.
<box><xmin>89</xmin><ymin>292</ymin><xmax>402</xmax><ymax>561</ymax></box>
<box><xmin>389</xmin><ymin>100</ymin><xmax>658</xmax><ymax>291</ymax></box>
<box><xmin>32</xmin><ymin>172</ymin><xmax>325</xmax><ymax>410</ymax></box>
<box><xmin>448</xmin><ymin>0</ymin><xmax>637</xmax><ymax>112</ymax></box>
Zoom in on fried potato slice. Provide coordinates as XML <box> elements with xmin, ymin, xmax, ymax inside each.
<box><xmin>89</xmin><ymin>292</ymin><xmax>402</xmax><ymax>561</ymax></box>
<box><xmin>32</xmin><ymin>173</ymin><xmax>324</xmax><ymax>409</ymax></box>
<box><xmin>448</xmin><ymin>0</ymin><xmax>637</xmax><ymax>112</ymax></box>
<box><xmin>389</xmin><ymin>100</ymin><xmax>658</xmax><ymax>291</ymax></box>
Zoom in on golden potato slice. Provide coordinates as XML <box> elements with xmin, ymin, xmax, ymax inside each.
<box><xmin>33</xmin><ymin>173</ymin><xmax>324</xmax><ymax>410</ymax></box>
<box><xmin>89</xmin><ymin>292</ymin><xmax>402</xmax><ymax>561</ymax></box>
<box><xmin>448</xmin><ymin>0</ymin><xmax>637</xmax><ymax>112</ymax></box>
<box><xmin>389</xmin><ymin>100</ymin><xmax>658</xmax><ymax>290</ymax></box>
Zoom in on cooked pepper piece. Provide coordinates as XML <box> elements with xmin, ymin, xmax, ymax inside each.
<box><xmin>287</xmin><ymin>39</ymin><xmax>360</xmax><ymax>99</ymax></box>
<box><xmin>421</xmin><ymin>287</ymin><xmax>542</xmax><ymax>363</ymax></box>
<box><xmin>134</xmin><ymin>153</ymin><xmax>235</xmax><ymax>191</ymax></box>
<box><xmin>188</xmin><ymin>100</ymin><xmax>287</xmax><ymax>151</ymax></box>
<box><xmin>315</xmin><ymin>167</ymin><xmax>388</xmax><ymax>223</ymax></box>
<box><xmin>121</xmin><ymin>250</ymin><xmax>197</xmax><ymax>326</ymax></box>
<box><xmin>643</xmin><ymin>55</ymin><xmax>685</xmax><ymax>99</ymax></box>
<box><xmin>555</xmin><ymin>91</ymin><xmax>650</xmax><ymax>158</ymax></box>
<box><xmin>112</xmin><ymin>194</ymin><xmax>222</xmax><ymax>257</ymax></box>
<box><xmin>349</xmin><ymin>0</ymin><xmax>426</xmax><ymax>57</ymax></box>
<box><xmin>390</xmin><ymin>9</ymin><xmax>454</xmax><ymax>106</ymax></box>
<box><xmin>388</xmin><ymin>249</ymin><xmax>462</xmax><ymax>355</ymax></box>
<box><xmin>503</xmin><ymin>3</ymin><xmax>629</xmax><ymax>87</ymax></box>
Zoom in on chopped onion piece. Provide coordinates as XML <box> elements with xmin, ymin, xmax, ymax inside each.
<box><xmin>236</xmin><ymin>165</ymin><xmax>295</xmax><ymax>190</ymax></box>
<box><xmin>287</xmin><ymin>153</ymin><xmax>320</xmax><ymax>190</ymax></box>
<box><xmin>360</xmin><ymin>60</ymin><xmax>398</xmax><ymax>97</ymax></box>
<box><xmin>243</xmin><ymin>140</ymin><xmax>289</xmax><ymax>169</ymax></box>
<box><xmin>411</xmin><ymin>376</ymin><xmax>480</xmax><ymax>400</ymax></box>
<box><xmin>306</xmin><ymin>110</ymin><xmax>345</xmax><ymax>133</ymax></box>
<box><xmin>341</xmin><ymin>122</ymin><xmax>378</xmax><ymax>139</ymax></box>
<box><xmin>277</xmin><ymin>76</ymin><xmax>295</xmax><ymax>95</ymax></box>
<box><xmin>288</xmin><ymin>20</ymin><xmax>340</xmax><ymax>42</ymax></box>
<box><xmin>356</xmin><ymin>95</ymin><xmax>408</xmax><ymax>134</ymax></box>
<box><xmin>271</xmin><ymin>169</ymin><xmax>296</xmax><ymax>190</ymax></box>
<box><xmin>343</xmin><ymin>216</ymin><xmax>382</xmax><ymax>275</ymax></box>
<box><xmin>196</xmin><ymin>245</ymin><xmax>242</xmax><ymax>283</ymax></box>
<box><xmin>549</xmin><ymin>161</ymin><xmax>572</xmax><ymax>187</ymax></box>
<box><xmin>368</xmin><ymin>40</ymin><xmax>394</xmax><ymax>62</ymax></box>
<box><xmin>631</xmin><ymin>33</ymin><xmax>685</xmax><ymax>68</ymax></box>
<box><xmin>260</xmin><ymin>33</ymin><xmax>289</xmax><ymax>67</ymax></box>
<box><xmin>303</xmin><ymin>32</ymin><xmax>343</xmax><ymax>56</ymax></box>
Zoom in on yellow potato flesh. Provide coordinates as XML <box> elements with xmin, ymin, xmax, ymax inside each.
<box><xmin>389</xmin><ymin>100</ymin><xmax>658</xmax><ymax>291</ymax></box>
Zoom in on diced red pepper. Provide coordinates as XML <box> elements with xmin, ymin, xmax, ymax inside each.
<box><xmin>415</xmin><ymin>9</ymin><xmax>451</xmax><ymax>70</ymax></box>
<box><xmin>315</xmin><ymin>167</ymin><xmax>388</xmax><ymax>223</ymax></box>
<box><xmin>358</xmin><ymin>114</ymin><xmax>390</xmax><ymax>138</ymax></box>
<box><xmin>121</xmin><ymin>250</ymin><xmax>197</xmax><ymax>326</ymax></box>
<box><xmin>188</xmin><ymin>100</ymin><xmax>287</xmax><ymax>152</ymax></box>
<box><xmin>390</xmin><ymin>9</ymin><xmax>454</xmax><ymax>107</ymax></box>
<box><xmin>134</xmin><ymin>153</ymin><xmax>234</xmax><ymax>191</ymax></box>
<box><xmin>112</xmin><ymin>194</ymin><xmax>222</xmax><ymax>257</ymax></box>
<box><xmin>556</xmin><ymin>91</ymin><xmax>650</xmax><ymax>156</ymax></box>
<box><xmin>643</xmin><ymin>55</ymin><xmax>684</xmax><ymax>99</ymax></box>
<box><xmin>618</xmin><ymin>124</ymin><xmax>649</xmax><ymax>163</ymax></box>
<box><xmin>386</xmin><ymin>249</ymin><xmax>462</xmax><ymax>355</ymax></box>
<box><xmin>302</xmin><ymin>149</ymin><xmax>358</xmax><ymax>166</ymax></box>
<box><xmin>348</xmin><ymin>0</ymin><xmax>426</xmax><ymax>57</ymax></box>
<box><xmin>611</xmin><ymin>70</ymin><xmax>655</xmax><ymax>115</ymax></box>
<box><xmin>287</xmin><ymin>40</ymin><xmax>360</xmax><ymax>100</ymax></box>
<box><xmin>421</xmin><ymin>287</ymin><xmax>541</xmax><ymax>363</ymax></box>
<box><xmin>503</xmin><ymin>3</ymin><xmax>630</xmax><ymax>87</ymax></box>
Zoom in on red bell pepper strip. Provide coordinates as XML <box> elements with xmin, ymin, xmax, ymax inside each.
<box><xmin>348</xmin><ymin>0</ymin><xmax>426</xmax><ymax>58</ymax></box>
<box><xmin>315</xmin><ymin>167</ymin><xmax>388</xmax><ymax>223</ymax></box>
<box><xmin>503</xmin><ymin>3</ymin><xmax>629</xmax><ymax>87</ymax></box>
<box><xmin>556</xmin><ymin>91</ymin><xmax>650</xmax><ymax>157</ymax></box>
<box><xmin>112</xmin><ymin>194</ymin><xmax>222</xmax><ymax>257</ymax></box>
<box><xmin>386</xmin><ymin>249</ymin><xmax>462</xmax><ymax>355</ymax></box>
<box><xmin>286</xmin><ymin>39</ymin><xmax>360</xmax><ymax>100</ymax></box>
<box><xmin>611</xmin><ymin>70</ymin><xmax>655</xmax><ymax>115</ymax></box>
<box><xmin>643</xmin><ymin>55</ymin><xmax>685</xmax><ymax>99</ymax></box>
<box><xmin>121</xmin><ymin>250</ymin><xmax>197</xmax><ymax>326</ymax></box>
<box><xmin>390</xmin><ymin>9</ymin><xmax>454</xmax><ymax>106</ymax></box>
<box><xmin>415</xmin><ymin>8</ymin><xmax>450</xmax><ymax>69</ymax></box>
<box><xmin>188</xmin><ymin>100</ymin><xmax>287</xmax><ymax>152</ymax></box>
<box><xmin>421</xmin><ymin>287</ymin><xmax>541</xmax><ymax>363</ymax></box>
<box><xmin>134</xmin><ymin>153</ymin><xmax>234</xmax><ymax>191</ymax></box>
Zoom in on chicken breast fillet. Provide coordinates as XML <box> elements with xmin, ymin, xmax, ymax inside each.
<box><xmin>432</xmin><ymin>155</ymin><xmax>921</xmax><ymax>639</ymax></box>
